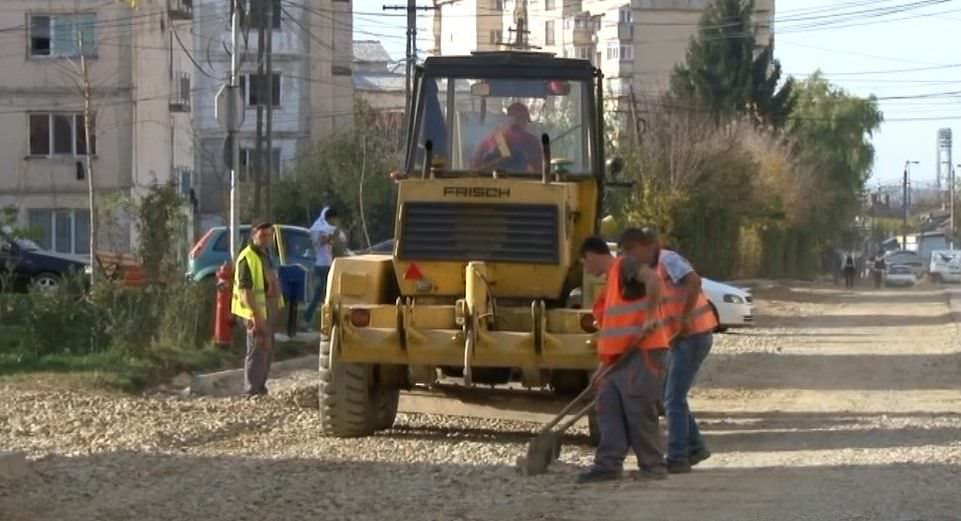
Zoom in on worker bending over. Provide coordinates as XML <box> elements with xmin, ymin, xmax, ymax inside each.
<box><xmin>622</xmin><ymin>228</ymin><xmax>717</xmax><ymax>473</ymax></box>
<box><xmin>578</xmin><ymin>233</ymin><xmax>671</xmax><ymax>483</ymax></box>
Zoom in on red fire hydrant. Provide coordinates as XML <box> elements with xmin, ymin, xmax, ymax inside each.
<box><xmin>214</xmin><ymin>262</ymin><xmax>234</xmax><ymax>347</ymax></box>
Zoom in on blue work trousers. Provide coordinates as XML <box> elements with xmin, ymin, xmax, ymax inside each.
<box><xmin>665</xmin><ymin>332</ymin><xmax>713</xmax><ymax>464</ymax></box>
<box><xmin>303</xmin><ymin>265</ymin><xmax>331</xmax><ymax>328</ymax></box>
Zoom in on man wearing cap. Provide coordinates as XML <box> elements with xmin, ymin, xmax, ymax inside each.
<box><xmin>232</xmin><ymin>220</ymin><xmax>283</xmax><ymax>397</ymax></box>
<box><xmin>471</xmin><ymin>102</ymin><xmax>543</xmax><ymax>173</ymax></box>
<box><xmin>619</xmin><ymin>227</ymin><xmax>717</xmax><ymax>474</ymax></box>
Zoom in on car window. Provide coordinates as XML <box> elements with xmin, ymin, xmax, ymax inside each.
<box><xmin>281</xmin><ymin>229</ymin><xmax>314</xmax><ymax>264</ymax></box>
<box><xmin>211</xmin><ymin>228</ymin><xmax>251</xmax><ymax>252</ymax></box>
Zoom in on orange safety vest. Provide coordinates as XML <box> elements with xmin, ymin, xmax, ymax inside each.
<box><xmin>656</xmin><ymin>249</ymin><xmax>718</xmax><ymax>339</ymax></box>
<box><xmin>595</xmin><ymin>257</ymin><xmax>671</xmax><ymax>362</ymax></box>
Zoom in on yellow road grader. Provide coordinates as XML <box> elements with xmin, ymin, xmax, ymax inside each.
<box><xmin>318</xmin><ymin>51</ymin><xmax>624</xmax><ymax>436</ymax></box>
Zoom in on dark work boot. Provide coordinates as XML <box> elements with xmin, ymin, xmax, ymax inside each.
<box><xmin>667</xmin><ymin>460</ymin><xmax>692</xmax><ymax>474</ymax></box>
<box><xmin>576</xmin><ymin>468</ymin><xmax>623</xmax><ymax>484</ymax></box>
<box><xmin>689</xmin><ymin>448</ymin><xmax>712</xmax><ymax>467</ymax></box>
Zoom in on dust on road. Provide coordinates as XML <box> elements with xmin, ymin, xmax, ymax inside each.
<box><xmin>2</xmin><ymin>283</ymin><xmax>960</xmax><ymax>521</ymax></box>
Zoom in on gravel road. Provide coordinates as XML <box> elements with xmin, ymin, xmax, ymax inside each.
<box><xmin>2</xmin><ymin>283</ymin><xmax>961</xmax><ymax>521</ymax></box>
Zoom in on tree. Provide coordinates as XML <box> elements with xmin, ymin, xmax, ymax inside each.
<box><xmin>670</xmin><ymin>0</ymin><xmax>795</xmax><ymax>129</ymax></box>
<box><xmin>786</xmin><ymin>74</ymin><xmax>883</xmax><ymax>236</ymax></box>
<box><xmin>271</xmin><ymin>100</ymin><xmax>403</xmax><ymax>247</ymax></box>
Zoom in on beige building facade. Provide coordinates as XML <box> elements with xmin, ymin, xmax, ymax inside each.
<box><xmin>0</xmin><ymin>0</ymin><xmax>195</xmax><ymax>254</ymax></box>
<box><xmin>191</xmin><ymin>0</ymin><xmax>353</xmax><ymax>227</ymax></box>
<box><xmin>434</xmin><ymin>0</ymin><xmax>774</xmax><ymax>113</ymax></box>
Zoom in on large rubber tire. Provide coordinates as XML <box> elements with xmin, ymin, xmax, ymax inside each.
<box><xmin>318</xmin><ymin>326</ymin><xmax>398</xmax><ymax>437</ymax></box>
<box><xmin>370</xmin><ymin>386</ymin><xmax>399</xmax><ymax>431</ymax></box>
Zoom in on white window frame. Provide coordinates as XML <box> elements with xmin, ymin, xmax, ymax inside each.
<box><xmin>239</xmin><ymin>147</ymin><xmax>282</xmax><ymax>182</ymax></box>
<box><xmin>28</xmin><ymin>113</ymin><xmax>94</xmax><ymax>158</ymax></box>
<box><xmin>242</xmin><ymin>0</ymin><xmax>282</xmax><ymax>31</ymax></box>
<box><xmin>606</xmin><ymin>41</ymin><xmax>619</xmax><ymax>60</ymax></box>
<box><xmin>28</xmin><ymin>13</ymin><xmax>97</xmax><ymax>59</ymax></box>
<box><xmin>240</xmin><ymin>73</ymin><xmax>282</xmax><ymax>108</ymax></box>
<box><xmin>27</xmin><ymin>208</ymin><xmax>91</xmax><ymax>255</ymax></box>
<box><xmin>545</xmin><ymin>20</ymin><xmax>555</xmax><ymax>46</ymax></box>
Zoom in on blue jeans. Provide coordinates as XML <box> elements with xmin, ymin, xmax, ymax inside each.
<box><xmin>303</xmin><ymin>265</ymin><xmax>330</xmax><ymax>328</ymax></box>
<box><xmin>665</xmin><ymin>332</ymin><xmax>713</xmax><ymax>464</ymax></box>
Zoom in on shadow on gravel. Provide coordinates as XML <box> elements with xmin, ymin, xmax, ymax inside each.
<box><xmin>771</xmin><ymin>312</ymin><xmax>958</xmax><ymax>328</ymax></box>
<box><xmin>382</xmin><ymin>424</ymin><xmax>595</xmax><ymax>447</ymax></box>
<box><xmin>0</xmin><ymin>452</ymin><xmax>597</xmax><ymax>521</ymax></box>
<box><xmin>834</xmin><ymin>291</ymin><xmax>949</xmax><ymax>305</ymax></box>
<box><xmin>699</xmin><ymin>352</ymin><xmax>961</xmax><ymax>390</ymax></box>
<box><xmin>702</xmin><ymin>423</ymin><xmax>961</xmax><ymax>453</ymax></box>
<box><xmin>5</xmin><ymin>452</ymin><xmax>960</xmax><ymax>521</ymax></box>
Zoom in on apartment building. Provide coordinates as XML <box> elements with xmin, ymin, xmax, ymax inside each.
<box><xmin>353</xmin><ymin>40</ymin><xmax>405</xmax><ymax>117</ymax></box>
<box><xmin>434</xmin><ymin>0</ymin><xmax>773</xmax><ymax>105</ymax></box>
<box><xmin>191</xmin><ymin>0</ymin><xmax>353</xmax><ymax>227</ymax></box>
<box><xmin>0</xmin><ymin>0</ymin><xmax>195</xmax><ymax>254</ymax></box>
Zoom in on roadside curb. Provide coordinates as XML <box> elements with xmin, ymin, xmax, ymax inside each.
<box><xmin>189</xmin><ymin>355</ymin><xmax>319</xmax><ymax>397</ymax></box>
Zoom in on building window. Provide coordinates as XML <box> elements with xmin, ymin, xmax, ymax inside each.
<box><xmin>28</xmin><ymin>209</ymin><xmax>91</xmax><ymax>254</ymax></box>
<box><xmin>29</xmin><ymin>113</ymin><xmax>94</xmax><ymax>157</ymax></box>
<box><xmin>545</xmin><ymin>20</ymin><xmax>555</xmax><ymax>45</ymax></box>
<box><xmin>576</xmin><ymin>47</ymin><xmax>590</xmax><ymax>60</ymax></box>
<box><xmin>545</xmin><ymin>0</ymin><xmax>555</xmax><ymax>10</ymax></box>
<box><xmin>607</xmin><ymin>42</ymin><xmax>633</xmax><ymax>61</ymax></box>
<box><xmin>619</xmin><ymin>7</ymin><xmax>633</xmax><ymax>23</ymax></box>
<box><xmin>492</xmin><ymin>0</ymin><xmax>503</xmax><ymax>10</ymax></box>
<box><xmin>243</xmin><ymin>0</ymin><xmax>282</xmax><ymax>30</ymax></box>
<box><xmin>29</xmin><ymin>14</ymin><xmax>97</xmax><ymax>58</ymax></box>
<box><xmin>239</xmin><ymin>147</ymin><xmax>282</xmax><ymax>181</ymax></box>
<box><xmin>240</xmin><ymin>73</ymin><xmax>281</xmax><ymax>107</ymax></box>
<box><xmin>490</xmin><ymin>30</ymin><xmax>502</xmax><ymax>44</ymax></box>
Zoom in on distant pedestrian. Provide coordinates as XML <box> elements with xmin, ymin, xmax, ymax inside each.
<box><xmin>303</xmin><ymin>207</ymin><xmax>342</xmax><ymax>329</ymax></box>
<box><xmin>232</xmin><ymin>221</ymin><xmax>283</xmax><ymax>397</ymax></box>
<box><xmin>843</xmin><ymin>254</ymin><xmax>856</xmax><ymax>289</ymax></box>
<box><xmin>872</xmin><ymin>255</ymin><xmax>886</xmax><ymax>289</ymax></box>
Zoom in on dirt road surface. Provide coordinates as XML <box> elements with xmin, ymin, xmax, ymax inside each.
<box><xmin>2</xmin><ymin>283</ymin><xmax>960</xmax><ymax>521</ymax></box>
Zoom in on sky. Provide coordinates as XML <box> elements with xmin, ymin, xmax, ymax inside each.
<box><xmin>353</xmin><ymin>0</ymin><xmax>961</xmax><ymax>187</ymax></box>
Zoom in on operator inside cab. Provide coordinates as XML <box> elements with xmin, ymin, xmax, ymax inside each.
<box><xmin>470</xmin><ymin>102</ymin><xmax>542</xmax><ymax>173</ymax></box>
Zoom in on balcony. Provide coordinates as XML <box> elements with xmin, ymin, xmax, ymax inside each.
<box><xmin>169</xmin><ymin>73</ymin><xmax>191</xmax><ymax>112</ymax></box>
<box><xmin>168</xmin><ymin>0</ymin><xmax>193</xmax><ymax>20</ymax></box>
<box><xmin>618</xmin><ymin>22</ymin><xmax>633</xmax><ymax>41</ymax></box>
<box><xmin>572</xmin><ymin>27</ymin><xmax>595</xmax><ymax>46</ymax></box>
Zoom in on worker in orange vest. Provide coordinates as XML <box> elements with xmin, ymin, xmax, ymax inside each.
<box><xmin>578</xmin><ymin>233</ymin><xmax>671</xmax><ymax>483</ymax></box>
<box><xmin>620</xmin><ymin>228</ymin><xmax>717</xmax><ymax>474</ymax></box>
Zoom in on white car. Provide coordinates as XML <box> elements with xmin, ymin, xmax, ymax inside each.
<box><xmin>885</xmin><ymin>265</ymin><xmax>917</xmax><ymax>287</ymax></box>
<box><xmin>702</xmin><ymin>278</ymin><xmax>755</xmax><ymax>331</ymax></box>
<box><xmin>928</xmin><ymin>250</ymin><xmax>961</xmax><ymax>283</ymax></box>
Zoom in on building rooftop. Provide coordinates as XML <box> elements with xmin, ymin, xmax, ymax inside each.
<box><xmin>353</xmin><ymin>40</ymin><xmax>393</xmax><ymax>64</ymax></box>
<box><xmin>353</xmin><ymin>72</ymin><xmax>406</xmax><ymax>92</ymax></box>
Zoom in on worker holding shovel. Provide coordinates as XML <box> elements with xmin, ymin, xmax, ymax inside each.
<box><xmin>576</xmin><ymin>231</ymin><xmax>671</xmax><ymax>483</ymax></box>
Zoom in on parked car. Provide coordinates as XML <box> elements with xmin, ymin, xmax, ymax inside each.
<box><xmin>885</xmin><ymin>264</ymin><xmax>917</xmax><ymax>287</ymax></box>
<box><xmin>883</xmin><ymin>250</ymin><xmax>924</xmax><ymax>277</ymax></box>
<box><xmin>0</xmin><ymin>227</ymin><xmax>91</xmax><ymax>292</ymax></box>
<box><xmin>186</xmin><ymin>225</ymin><xmax>315</xmax><ymax>282</ymax></box>
<box><xmin>701</xmin><ymin>278</ymin><xmax>754</xmax><ymax>331</ymax></box>
<box><xmin>928</xmin><ymin>250</ymin><xmax>961</xmax><ymax>283</ymax></box>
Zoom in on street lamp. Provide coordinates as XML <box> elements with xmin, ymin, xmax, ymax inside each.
<box><xmin>903</xmin><ymin>160</ymin><xmax>919</xmax><ymax>251</ymax></box>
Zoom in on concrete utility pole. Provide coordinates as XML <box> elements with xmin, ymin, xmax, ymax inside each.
<box><xmin>79</xmin><ymin>40</ymin><xmax>97</xmax><ymax>289</ymax></box>
<box><xmin>265</xmin><ymin>0</ymin><xmax>275</xmax><ymax>220</ymax></box>
<box><xmin>383</xmin><ymin>1</ymin><xmax>437</xmax><ymax>122</ymax></box>
<box><xmin>903</xmin><ymin>160</ymin><xmax>919</xmax><ymax>251</ymax></box>
<box><xmin>254</xmin><ymin>0</ymin><xmax>266</xmax><ymax>216</ymax></box>
<box><xmin>229</xmin><ymin>0</ymin><xmax>242</xmax><ymax>257</ymax></box>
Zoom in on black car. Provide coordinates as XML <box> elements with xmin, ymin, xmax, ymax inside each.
<box><xmin>0</xmin><ymin>229</ymin><xmax>91</xmax><ymax>292</ymax></box>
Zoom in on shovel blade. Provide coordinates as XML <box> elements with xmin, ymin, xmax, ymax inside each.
<box><xmin>517</xmin><ymin>432</ymin><xmax>563</xmax><ymax>476</ymax></box>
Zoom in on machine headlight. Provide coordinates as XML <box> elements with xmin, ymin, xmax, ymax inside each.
<box><xmin>723</xmin><ymin>294</ymin><xmax>745</xmax><ymax>304</ymax></box>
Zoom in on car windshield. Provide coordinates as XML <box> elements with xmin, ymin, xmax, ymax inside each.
<box><xmin>412</xmin><ymin>77</ymin><xmax>592</xmax><ymax>175</ymax></box>
<box><xmin>14</xmin><ymin>237</ymin><xmax>40</xmax><ymax>250</ymax></box>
